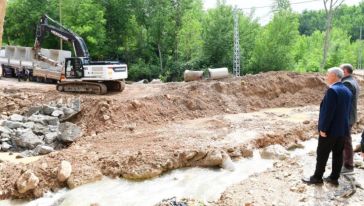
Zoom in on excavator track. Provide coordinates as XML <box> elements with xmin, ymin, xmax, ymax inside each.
<box><xmin>104</xmin><ymin>81</ymin><xmax>126</xmax><ymax>92</ymax></box>
<box><xmin>56</xmin><ymin>81</ymin><xmax>108</xmax><ymax>95</ymax></box>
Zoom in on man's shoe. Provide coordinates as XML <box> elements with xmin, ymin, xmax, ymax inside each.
<box><xmin>341</xmin><ymin>167</ymin><xmax>354</xmax><ymax>174</ymax></box>
<box><xmin>323</xmin><ymin>176</ymin><xmax>339</xmax><ymax>186</ymax></box>
<box><xmin>302</xmin><ymin>176</ymin><xmax>323</xmax><ymax>185</ymax></box>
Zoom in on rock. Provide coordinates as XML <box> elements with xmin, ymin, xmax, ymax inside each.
<box><xmin>44</xmin><ymin>132</ymin><xmax>59</xmax><ymax>144</ymax></box>
<box><xmin>58</xmin><ymin>161</ymin><xmax>72</xmax><ymax>182</ymax></box>
<box><xmin>131</xmin><ymin>100</ymin><xmax>142</xmax><ymax>109</ymax></box>
<box><xmin>2</xmin><ymin>120</ymin><xmax>24</xmax><ymax>129</ymax></box>
<box><xmin>1</xmin><ymin>142</ymin><xmax>12</xmax><ymax>152</ymax></box>
<box><xmin>61</xmin><ymin>107</ymin><xmax>80</xmax><ymax>121</ymax></box>
<box><xmin>19</xmin><ymin>150</ymin><xmax>35</xmax><ymax>157</ymax></box>
<box><xmin>31</xmin><ymin>123</ymin><xmax>50</xmax><ymax>135</ymax></box>
<box><xmin>58</xmin><ymin>122</ymin><xmax>82</xmax><ymax>143</ymax></box>
<box><xmin>25</xmin><ymin>106</ymin><xmax>42</xmax><ymax>116</ymax></box>
<box><xmin>28</xmin><ymin>114</ymin><xmax>59</xmax><ymax>126</ymax></box>
<box><xmin>62</xmin><ymin>108</ymin><xmax>75</xmax><ymax>116</ymax></box>
<box><xmin>51</xmin><ymin>110</ymin><xmax>64</xmax><ymax>117</ymax></box>
<box><xmin>9</xmin><ymin>114</ymin><xmax>24</xmax><ymax>122</ymax></box>
<box><xmin>287</xmin><ymin>143</ymin><xmax>304</xmax><ymax>151</ymax></box>
<box><xmin>42</xmin><ymin>105</ymin><xmax>56</xmax><ymax>115</ymax></box>
<box><xmin>290</xmin><ymin>184</ymin><xmax>307</xmax><ymax>193</ymax></box>
<box><xmin>1</xmin><ymin>132</ymin><xmax>11</xmax><ymax>139</ymax></box>
<box><xmin>103</xmin><ymin>115</ymin><xmax>110</xmax><ymax>121</ymax></box>
<box><xmin>0</xmin><ymin>126</ymin><xmax>12</xmax><ymax>135</ymax></box>
<box><xmin>71</xmin><ymin>99</ymin><xmax>81</xmax><ymax>112</ymax></box>
<box><xmin>67</xmin><ymin>165</ymin><xmax>102</xmax><ymax>188</ymax></box>
<box><xmin>240</xmin><ymin>147</ymin><xmax>254</xmax><ymax>158</ymax></box>
<box><xmin>48</xmin><ymin>125</ymin><xmax>59</xmax><ymax>132</ymax></box>
<box><xmin>23</xmin><ymin>122</ymin><xmax>35</xmax><ymax>129</ymax></box>
<box><xmin>34</xmin><ymin>145</ymin><xmax>54</xmax><ymax>155</ymax></box>
<box><xmin>16</xmin><ymin>170</ymin><xmax>39</xmax><ymax>193</ymax></box>
<box><xmin>150</xmin><ymin>79</ymin><xmax>162</xmax><ymax>84</ymax></box>
<box><xmin>14</xmin><ymin>128</ymin><xmax>44</xmax><ymax>149</ymax></box>
<box><xmin>260</xmin><ymin>145</ymin><xmax>289</xmax><ymax>160</ymax></box>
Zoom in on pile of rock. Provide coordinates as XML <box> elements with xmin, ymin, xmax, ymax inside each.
<box><xmin>0</xmin><ymin>99</ymin><xmax>82</xmax><ymax>156</ymax></box>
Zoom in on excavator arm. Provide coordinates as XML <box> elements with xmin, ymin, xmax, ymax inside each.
<box><xmin>33</xmin><ymin>15</ymin><xmax>90</xmax><ymax>65</ymax></box>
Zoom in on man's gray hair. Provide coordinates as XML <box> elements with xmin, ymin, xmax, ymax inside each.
<box><xmin>340</xmin><ymin>63</ymin><xmax>354</xmax><ymax>74</ymax></box>
<box><xmin>327</xmin><ymin>67</ymin><xmax>344</xmax><ymax>79</ymax></box>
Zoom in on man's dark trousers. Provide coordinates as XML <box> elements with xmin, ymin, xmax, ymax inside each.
<box><xmin>343</xmin><ymin>125</ymin><xmax>354</xmax><ymax>170</ymax></box>
<box><xmin>313</xmin><ymin>135</ymin><xmax>345</xmax><ymax>180</ymax></box>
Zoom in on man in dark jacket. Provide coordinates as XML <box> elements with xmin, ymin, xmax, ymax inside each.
<box><xmin>340</xmin><ymin>64</ymin><xmax>360</xmax><ymax>173</ymax></box>
<box><xmin>302</xmin><ymin>67</ymin><xmax>352</xmax><ymax>186</ymax></box>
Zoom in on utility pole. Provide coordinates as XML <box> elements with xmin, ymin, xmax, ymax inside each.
<box><xmin>233</xmin><ymin>6</ymin><xmax>241</xmax><ymax>77</ymax></box>
<box><xmin>0</xmin><ymin>0</ymin><xmax>7</xmax><ymax>48</ymax></box>
<box><xmin>320</xmin><ymin>0</ymin><xmax>345</xmax><ymax>71</ymax></box>
<box><xmin>358</xmin><ymin>26</ymin><xmax>363</xmax><ymax>69</ymax></box>
<box><xmin>59</xmin><ymin>0</ymin><xmax>63</xmax><ymax>50</ymax></box>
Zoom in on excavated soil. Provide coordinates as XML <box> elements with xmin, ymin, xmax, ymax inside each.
<box><xmin>0</xmin><ymin>71</ymin><xmax>363</xmax><ymax>201</ymax></box>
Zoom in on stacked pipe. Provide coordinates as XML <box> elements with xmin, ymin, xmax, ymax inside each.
<box><xmin>183</xmin><ymin>67</ymin><xmax>230</xmax><ymax>82</ymax></box>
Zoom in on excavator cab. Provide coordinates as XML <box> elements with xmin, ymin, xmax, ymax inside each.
<box><xmin>65</xmin><ymin>57</ymin><xmax>84</xmax><ymax>79</ymax></box>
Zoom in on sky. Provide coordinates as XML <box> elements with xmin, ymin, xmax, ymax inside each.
<box><xmin>203</xmin><ymin>0</ymin><xmax>363</xmax><ymax>24</ymax></box>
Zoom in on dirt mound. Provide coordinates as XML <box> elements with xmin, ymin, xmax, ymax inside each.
<box><xmin>75</xmin><ymin>72</ymin><xmax>326</xmax><ymax>135</ymax></box>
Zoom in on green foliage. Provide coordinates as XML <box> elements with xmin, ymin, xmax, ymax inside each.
<box><xmin>202</xmin><ymin>2</ymin><xmax>234</xmax><ymax>70</ymax></box>
<box><xmin>62</xmin><ymin>0</ymin><xmax>106</xmax><ymax>58</ymax></box>
<box><xmin>293</xmin><ymin>31</ymin><xmax>324</xmax><ymax>72</ymax></box>
<box><xmin>249</xmin><ymin>11</ymin><xmax>299</xmax><ymax>73</ymax></box>
<box><xmin>3</xmin><ymin>0</ymin><xmax>364</xmax><ymax>81</ymax></box>
<box><xmin>5</xmin><ymin>0</ymin><xmax>58</xmax><ymax>47</ymax></box>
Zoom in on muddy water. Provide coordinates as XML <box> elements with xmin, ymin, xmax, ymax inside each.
<box><xmin>0</xmin><ymin>137</ymin><xmax>325</xmax><ymax>206</ymax></box>
<box><xmin>0</xmin><ymin>151</ymin><xmax>273</xmax><ymax>206</ymax></box>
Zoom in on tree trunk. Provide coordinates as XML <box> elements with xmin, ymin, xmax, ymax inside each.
<box><xmin>320</xmin><ymin>11</ymin><xmax>333</xmax><ymax>71</ymax></box>
<box><xmin>0</xmin><ymin>0</ymin><xmax>7</xmax><ymax>48</ymax></box>
<box><xmin>158</xmin><ymin>43</ymin><xmax>163</xmax><ymax>72</ymax></box>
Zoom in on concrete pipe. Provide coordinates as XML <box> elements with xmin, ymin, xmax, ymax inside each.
<box><xmin>208</xmin><ymin>68</ymin><xmax>229</xmax><ymax>80</ymax></box>
<box><xmin>184</xmin><ymin>70</ymin><xmax>204</xmax><ymax>82</ymax></box>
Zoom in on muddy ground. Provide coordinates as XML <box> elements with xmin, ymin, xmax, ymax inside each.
<box><xmin>0</xmin><ymin>71</ymin><xmax>364</xmax><ymax>205</ymax></box>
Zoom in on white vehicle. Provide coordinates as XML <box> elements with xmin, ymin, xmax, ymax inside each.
<box><xmin>35</xmin><ymin>15</ymin><xmax>128</xmax><ymax>94</ymax></box>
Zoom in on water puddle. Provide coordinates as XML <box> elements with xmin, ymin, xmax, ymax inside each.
<box><xmin>0</xmin><ymin>153</ymin><xmax>40</xmax><ymax>164</ymax></box>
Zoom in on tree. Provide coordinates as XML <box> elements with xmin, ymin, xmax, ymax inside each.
<box><xmin>273</xmin><ymin>0</ymin><xmax>292</xmax><ymax>12</ymax></box>
<box><xmin>249</xmin><ymin>11</ymin><xmax>299</xmax><ymax>73</ymax></box>
<box><xmin>202</xmin><ymin>1</ymin><xmax>234</xmax><ymax>69</ymax></box>
<box><xmin>4</xmin><ymin>0</ymin><xmax>58</xmax><ymax>47</ymax></box>
<box><xmin>177</xmin><ymin>1</ymin><xmax>204</xmax><ymax>68</ymax></box>
<box><xmin>0</xmin><ymin>0</ymin><xmax>7</xmax><ymax>47</ymax></box>
<box><xmin>320</xmin><ymin>0</ymin><xmax>345</xmax><ymax>70</ymax></box>
<box><xmin>298</xmin><ymin>10</ymin><xmax>326</xmax><ymax>36</ymax></box>
<box><xmin>61</xmin><ymin>0</ymin><xmax>106</xmax><ymax>59</ymax></box>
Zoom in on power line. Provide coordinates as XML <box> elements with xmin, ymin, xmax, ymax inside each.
<box><xmin>233</xmin><ymin>7</ymin><xmax>241</xmax><ymax>77</ymax></box>
<box><xmin>236</xmin><ymin>0</ymin><xmax>321</xmax><ymax>10</ymax></box>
